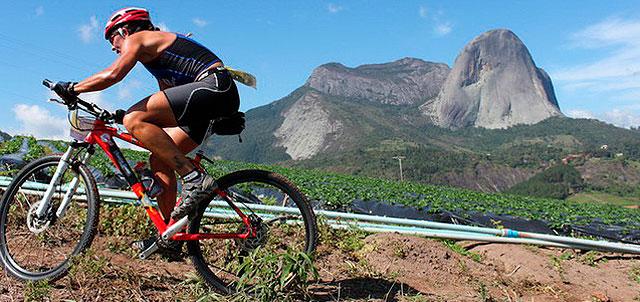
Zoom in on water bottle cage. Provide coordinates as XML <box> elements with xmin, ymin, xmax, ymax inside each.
<box><xmin>142</xmin><ymin>176</ymin><xmax>163</xmax><ymax>198</ymax></box>
<box><xmin>134</xmin><ymin>162</ymin><xmax>164</xmax><ymax>198</ymax></box>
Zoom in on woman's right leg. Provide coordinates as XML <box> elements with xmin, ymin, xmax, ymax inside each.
<box><xmin>131</xmin><ymin>127</ymin><xmax>198</xmax><ymax>253</ymax></box>
<box><xmin>150</xmin><ymin>127</ymin><xmax>199</xmax><ymax>223</ymax></box>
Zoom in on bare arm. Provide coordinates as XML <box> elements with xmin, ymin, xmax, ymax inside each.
<box><xmin>73</xmin><ymin>36</ymin><xmax>143</xmax><ymax>93</ymax></box>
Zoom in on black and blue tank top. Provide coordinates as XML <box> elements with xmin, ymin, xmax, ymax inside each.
<box><xmin>142</xmin><ymin>34</ymin><xmax>222</xmax><ymax>87</ymax></box>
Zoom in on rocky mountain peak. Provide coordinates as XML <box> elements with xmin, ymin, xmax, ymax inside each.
<box><xmin>305</xmin><ymin>57</ymin><xmax>450</xmax><ymax>105</ymax></box>
<box><xmin>421</xmin><ymin>29</ymin><xmax>562</xmax><ymax>129</ymax></box>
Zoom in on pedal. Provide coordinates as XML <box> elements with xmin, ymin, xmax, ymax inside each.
<box><xmin>139</xmin><ymin>242</ymin><xmax>159</xmax><ymax>260</ymax></box>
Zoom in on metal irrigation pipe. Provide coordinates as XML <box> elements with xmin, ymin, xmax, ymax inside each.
<box><xmin>3</xmin><ymin>176</ymin><xmax>640</xmax><ymax>253</ymax></box>
<box><xmin>205</xmin><ymin>201</ymin><xmax>640</xmax><ymax>254</ymax></box>
<box><xmin>201</xmin><ymin>207</ymin><xmax>611</xmax><ymax>251</ymax></box>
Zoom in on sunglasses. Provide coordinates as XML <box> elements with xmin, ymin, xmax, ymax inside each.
<box><xmin>109</xmin><ymin>33</ymin><xmax>122</xmax><ymax>54</ymax></box>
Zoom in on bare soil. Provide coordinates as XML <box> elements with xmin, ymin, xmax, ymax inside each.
<box><xmin>1</xmin><ymin>232</ymin><xmax>640</xmax><ymax>301</ymax></box>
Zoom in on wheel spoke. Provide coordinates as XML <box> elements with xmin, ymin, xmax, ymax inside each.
<box><xmin>0</xmin><ymin>156</ymin><xmax>97</xmax><ymax>279</ymax></box>
<box><xmin>189</xmin><ymin>170</ymin><xmax>317</xmax><ymax>292</ymax></box>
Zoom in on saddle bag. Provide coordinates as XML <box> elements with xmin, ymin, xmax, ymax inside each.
<box><xmin>208</xmin><ymin>111</ymin><xmax>246</xmax><ymax>137</ymax></box>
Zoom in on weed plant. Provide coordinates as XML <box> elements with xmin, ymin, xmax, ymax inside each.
<box><xmin>230</xmin><ymin>247</ymin><xmax>318</xmax><ymax>301</ymax></box>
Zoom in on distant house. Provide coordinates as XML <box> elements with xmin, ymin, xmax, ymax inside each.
<box><xmin>561</xmin><ymin>152</ymin><xmax>595</xmax><ymax>164</ymax></box>
<box><xmin>562</xmin><ymin>154</ymin><xmax>583</xmax><ymax>165</ymax></box>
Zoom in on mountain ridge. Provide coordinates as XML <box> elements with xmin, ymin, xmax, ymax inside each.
<box><xmin>306</xmin><ymin>57</ymin><xmax>450</xmax><ymax>106</ymax></box>
<box><xmin>203</xmin><ymin>28</ymin><xmax>640</xmax><ymax>195</ymax></box>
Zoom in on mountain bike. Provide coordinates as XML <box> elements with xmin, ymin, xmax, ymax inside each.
<box><xmin>0</xmin><ymin>79</ymin><xmax>318</xmax><ymax>294</ymax></box>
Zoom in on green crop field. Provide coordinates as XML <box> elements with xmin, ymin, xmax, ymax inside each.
<box><xmin>2</xmin><ymin>136</ymin><xmax>639</xmax><ymax>231</ymax></box>
<box><xmin>568</xmin><ymin>191</ymin><xmax>640</xmax><ymax>208</ymax></box>
<box><xmin>200</xmin><ymin>158</ymin><xmax>640</xmax><ymax>230</ymax></box>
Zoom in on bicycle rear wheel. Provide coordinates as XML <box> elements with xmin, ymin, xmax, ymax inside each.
<box><xmin>187</xmin><ymin>169</ymin><xmax>318</xmax><ymax>294</ymax></box>
<box><xmin>0</xmin><ymin>155</ymin><xmax>99</xmax><ymax>282</ymax></box>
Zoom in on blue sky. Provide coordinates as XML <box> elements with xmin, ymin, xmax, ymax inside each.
<box><xmin>1</xmin><ymin>1</ymin><xmax>640</xmax><ymax>139</ymax></box>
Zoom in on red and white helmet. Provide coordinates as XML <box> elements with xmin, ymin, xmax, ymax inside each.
<box><xmin>104</xmin><ymin>7</ymin><xmax>151</xmax><ymax>40</ymax></box>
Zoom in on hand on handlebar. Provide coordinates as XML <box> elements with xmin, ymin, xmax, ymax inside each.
<box><xmin>43</xmin><ymin>79</ymin><xmax>78</xmax><ymax>107</ymax></box>
<box><xmin>97</xmin><ymin>109</ymin><xmax>126</xmax><ymax>124</ymax></box>
<box><xmin>43</xmin><ymin>78</ymin><xmax>125</xmax><ymax>125</ymax></box>
<box><xmin>112</xmin><ymin>109</ymin><xmax>126</xmax><ymax>124</ymax></box>
<box><xmin>52</xmin><ymin>81</ymin><xmax>79</xmax><ymax>104</ymax></box>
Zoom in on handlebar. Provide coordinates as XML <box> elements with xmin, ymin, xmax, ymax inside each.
<box><xmin>43</xmin><ymin>78</ymin><xmax>124</xmax><ymax>124</ymax></box>
<box><xmin>42</xmin><ymin>79</ymin><xmax>54</xmax><ymax>89</ymax></box>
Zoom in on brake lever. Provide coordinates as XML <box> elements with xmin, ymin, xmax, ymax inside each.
<box><xmin>48</xmin><ymin>98</ymin><xmax>77</xmax><ymax>110</ymax></box>
<box><xmin>48</xmin><ymin>98</ymin><xmax>65</xmax><ymax>105</ymax></box>
<box><xmin>97</xmin><ymin>110</ymin><xmax>112</xmax><ymax>121</ymax></box>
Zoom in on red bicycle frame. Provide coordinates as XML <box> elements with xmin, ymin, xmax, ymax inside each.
<box><xmin>80</xmin><ymin>119</ymin><xmax>255</xmax><ymax>241</ymax></box>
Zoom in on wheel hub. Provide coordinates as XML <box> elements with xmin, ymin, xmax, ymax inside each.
<box><xmin>26</xmin><ymin>201</ymin><xmax>51</xmax><ymax>234</ymax></box>
<box><xmin>236</xmin><ymin>214</ymin><xmax>269</xmax><ymax>253</ymax></box>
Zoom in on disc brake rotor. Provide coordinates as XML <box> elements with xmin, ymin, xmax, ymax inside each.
<box><xmin>26</xmin><ymin>201</ymin><xmax>51</xmax><ymax>234</ymax></box>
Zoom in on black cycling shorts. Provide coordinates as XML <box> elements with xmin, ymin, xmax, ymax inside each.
<box><xmin>163</xmin><ymin>70</ymin><xmax>240</xmax><ymax>144</ymax></box>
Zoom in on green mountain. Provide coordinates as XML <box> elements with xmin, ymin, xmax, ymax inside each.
<box><xmin>205</xmin><ymin>80</ymin><xmax>640</xmax><ymax>194</ymax></box>
<box><xmin>204</xmin><ymin>57</ymin><xmax>448</xmax><ymax>164</ymax></box>
<box><xmin>203</xmin><ymin>29</ymin><xmax>640</xmax><ymax>200</ymax></box>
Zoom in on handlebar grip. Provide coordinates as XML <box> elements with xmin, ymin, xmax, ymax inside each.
<box><xmin>42</xmin><ymin>79</ymin><xmax>54</xmax><ymax>89</ymax></box>
<box><xmin>113</xmin><ymin>109</ymin><xmax>126</xmax><ymax>124</ymax></box>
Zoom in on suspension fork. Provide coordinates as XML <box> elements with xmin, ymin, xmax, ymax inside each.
<box><xmin>56</xmin><ymin>145</ymin><xmax>94</xmax><ymax>218</ymax></box>
<box><xmin>34</xmin><ymin>144</ymin><xmax>93</xmax><ymax>219</ymax></box>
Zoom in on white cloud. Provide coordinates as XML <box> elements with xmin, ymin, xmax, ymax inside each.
<box><xmin>434</xmin><ymin>22</ymin><xmax>452</xmax><ymax>36</ymax></box>
<box><xmin>566</xmin><ymin>109</ymin><xmax>596</xmax><ymax>119</ymax></box>
<box><xmin>192</xmin><ymin>18</ymin><xmax>208</xmax><ymax>28</ymax></box>
<box><xmin>618</xmin><ymin>90</ymin><xmax>640</xmax><ymax>102</ymax></box>
<box><xmin>10</xmin><ymin>103</ymin><xmax>147</xmax><ymax>151</ymax></box>
<box><xmin>551</xmin><ymin>17</ymin><xmax>640</xmax><ymax>125</ymax></box>
<box><xmin>13</xmin><ymin>104</ymin><xmax>68</xmax><ymax>139</ymax></box>
<box><xmin>157</xmin><ymin>22</ymin><xmax>171</xmax><ymax>32</ymax></box>
<box><xmin>553</xmin><ymin>17</ymin><xmax>640</xmax><ymax>88</ymax></box>
<box><xmin>83</xmin><ymin>91</ymin><xmax>110</xmax><ymax>110</ymax></box>
<box><xmin>602</xmin><ymin>108</ymin><xmax>640</xmax><ymax>128</ymax></box>
<box><xmin>35</xmin><ymin>6</ymin><xmax>44</xmax><ymax>17</ymax></box>
<box><xmin>567</xmin><ymin>108</ymin><xmax>640</xmax><ymax>129</ymax></box>
<box><xmin>570</xmin><ymin>17</ymin><xmax>640</xmax><ymax>49</ymax></box>
<box><xmin>327</xmin><ymin>3</ymin><xmax>343</xmax><ymax>13</ymax></box>
<box><xmin>561</xmin><ymin>81</ymin><xmax>599</xmax><ymax>92</ymax></box>
<box><xmin>418</xmin><ymin>6</ymin><xmax>452</xmax><ymax>36</ymax></box>
<box><xmin>78</xmin><ymin>16</ymin><xmax>99</xmax><ymax>43</ymax></box>
<box><xmin>117</xmin><ymin>79</ymin><xmax>143</xmax><ymax>101</ymax></box>
<box><xmin>418</xmin><ymin>6</ymin><xmax>428</xmax><ymax>18</ymax></box>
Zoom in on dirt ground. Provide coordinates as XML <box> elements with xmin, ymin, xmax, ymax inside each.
<box><xmin>347</xmin><ymin>233</ymin><xmax>640</xmax><ymax>301</ymax></box>
<box><xmin>1</xmin><ymin>232</ymin><xmax>640</xmax><ymax>302</ymax></box>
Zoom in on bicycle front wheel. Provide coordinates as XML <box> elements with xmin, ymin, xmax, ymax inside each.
<box><xmin>0</xmin><ymin>155</ymin><xmax>99</xmax><ymax>282</ymax></box>
<box><xmin>187</xmin><ymin>169</ymin><xmax>318</xmax><ymax>294</ymax></box>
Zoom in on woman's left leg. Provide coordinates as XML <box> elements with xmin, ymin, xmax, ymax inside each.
<box><xmin>123</xmin><ymin>91</ymin><xmax>198</xmax><ymax>176</ymax></box>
